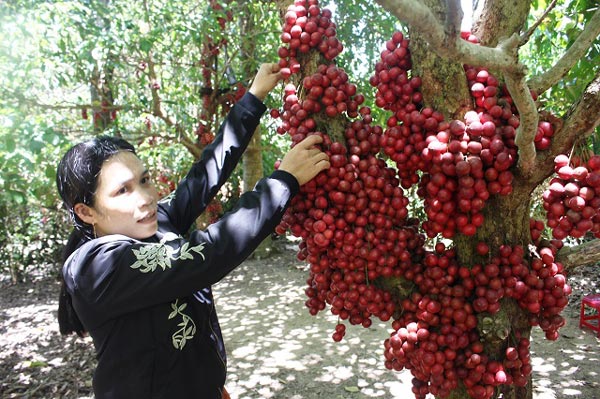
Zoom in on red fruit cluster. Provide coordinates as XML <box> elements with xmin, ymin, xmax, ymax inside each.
<box><xmin>371</xmin><ymin>31</ymin><xmax>425</xmax><ymax>188</ymax></box>
<box><xmin>278</xmin><ymin>0</ymin><xmax>343</xmax><ymax>78</ymax></box>
<box><xmin>332</xmin><ymin>322</ymin><xmax>346</xmax><ymax>342</ymax></box>
<box><xmin>195</xmin><ymin>1</ymin><xmax>246</xmax><ymax>145</ymax></box>
<box><xmin>272</xmin><ymin>4</ymin><xmax>572</xmax><ymax>399</ymax></box>
<box><xmin>205</xmin><ymin>200</ymin><xmax>224</xmax><ymax>224</ymax></box>
<box><xmin>529</xmin><ymin>218</ymin><xmax>565</xmax><ymax>250</ymax></box>
<box><xmin>157</xmin><ymin>172</ymin><xmax>176</xmax><ymax>197</ymax></box>
<box><xmin>528</xmin><ymin>246</ymin><xmax>571</xmax><ymax>340</ymax></box>
<box><xmin>370</xmin><ymin>31</ymin><xmax>415</xmax><ymax>111</ymax></box>
<box><xmin>384</xmin><ymin>242</ymin><xmax>569</xmax><ymax>399</ymax></box>
<box><xmin>420</xmin><ymin>66</ymin><xmax>522</xmax><ymax>238</ymax></box>
<box><xmin>471</xmin><ymin>244</ymin><xmax>570</xmax><ymax>339</ymax></box>
<box><xmin>458</xmin><ymin>338</ymin><xmax>533</xmax><ymax>398</ymax></box>
<box><xmin>90</xmin><ymin>100</ymin><xmax>117</xmax><ymax>126</ymax></box>
<box><xmin>543</xmin><ymin>154</ymin><xmax>600</xmax><ymax>239</ymax></box>
<box><xmin>371</xmin><ymin>32</ymin><xmax>521</xmax><ymax>238</ymax></box>
<box><xmin>274</xmin><ymin>64</ymin><xmax>365</xmax><ymax>137</ymax></box>
<box><xmin>196</xmin><ymin>123</ymin><xmax>215</xmax><ymax>145</ymax></box>
<box><xmin>529</xmin><ymin>218</ymin><xmax>545</xmax><ymax>244</ymax></box>
<box><xmin>277</xmin><ymin>122</ymin><xmax>418</xmax><ymax>328</ymax></box>
<box><xmin>534</xmin><ymin>120</ymin><xmax>554</xmax><ymax>150</ymax></box>
<box><xmin>412</xmin><ymin>336</ymin><xmax>532</xmax><ymax>399</ymax></box>
<box><xmin>274</xmin><ymin>1</ymin><xmax>418</xmax><ymax>333</ymax></box>
<box><xmin>209</xmin><ymin>0</ymin><xmax>233</xmax><ymax>30</ymax></box>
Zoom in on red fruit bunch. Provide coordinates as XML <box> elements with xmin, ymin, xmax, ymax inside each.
<box><xmin>278</xmin><ymin>0</ymin><xmax>343</xmax><ymax>78</ymax></box>
<box><xmin>371</xmin><ymin>30</ymin><xmax>520</xmax><ymax>239</ymax></box>
<box><xmin>273</xmin><ymin>0</ymin><xmax>418</xmax><ymax>337</ymax></box>
<box><xmin>534</xmin><ymin>120</ymin><xmax>554</xmax><ymax>150</ymax></box>
<box><xmin>384</xmin><ymin>242</ymin><xmax>569</xmax><ymax>399</ymax></box>
<box><xmin>543</xmin><ymin>154</ymin><xmax>600</xmax><ymax>239</ymax></box>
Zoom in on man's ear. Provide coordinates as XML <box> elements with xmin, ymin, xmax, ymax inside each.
<box><xmin>73</xmin><ymin>203</ymin><xmax>96</xmax><ymax>225</ymax></box>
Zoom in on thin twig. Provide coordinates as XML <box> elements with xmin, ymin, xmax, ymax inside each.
<box><xmin>520</xmin><ymin>0</ymin><xmax>558</xmax><ymax>46</ymax></box>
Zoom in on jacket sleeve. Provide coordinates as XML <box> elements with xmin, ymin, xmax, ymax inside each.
<box><xmin>64</xmin><ymin>171</ymin><xmax>299</xmax><ymax>330</ymax></box>
<box><xmin>159</xmin><ymin>92</ymin><xmax>267</xmax><ymax>235</ymax></box>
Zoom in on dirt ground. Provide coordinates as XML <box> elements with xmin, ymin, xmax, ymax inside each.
<box><xmin>1</xmin><ymin>238</ymin><xmax>599</xmax><ymax>399</ymax></box>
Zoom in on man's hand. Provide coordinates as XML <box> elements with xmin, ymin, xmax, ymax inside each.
<box><xmin>248</xmin><ymin>63</ymin><xmax>283</xmax><ymax>101</ymax></box>
<box><xmin>278</xmin><ymin>135</ymin><xmax>330</xmax><ymax>186</ymax></box>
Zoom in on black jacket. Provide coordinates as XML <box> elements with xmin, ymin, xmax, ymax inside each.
<box><xmin>63</xmin><ymin>93</ymin><xmax>299</xmax><ymax>399</ymax></box>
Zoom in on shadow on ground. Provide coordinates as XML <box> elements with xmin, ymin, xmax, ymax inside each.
<box><xmin>1</xmin><ymin>244</ymin><xmax>599</xmax><ymax>398</ymax></box>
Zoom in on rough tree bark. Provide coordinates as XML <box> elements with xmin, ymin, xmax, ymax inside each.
<box><xmin>89</xmin><ymin>0</ymin><xmax>116</xmax><ymax>133</ymax></box>
<box><xmin>239</xmin><ymin>2</ymin><xmax>264</xmax><ymax>194</ymax></box>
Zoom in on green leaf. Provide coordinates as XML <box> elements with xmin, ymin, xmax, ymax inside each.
<box><xmin>28</xmin><ymin>140</ymin><xmax>44</xmax><ymax>153</ymax></box>
<box><xmin>4</xmin><ymin>137</ymin><xmax>15</xmax><ymax>153</ymax></box>
<box><xmin>344</xmin><ymin>386</ymin><xmax>360</xmax><ymax>393</ymax></box>
<box><xmin>9</xmin><ymin>190</ymin><xmax>26</xmax><ymax>204</ymax></box>
<box><xmin>26</xmin><ymin>360</ymin><xmax>48</xmax><ymax>368</ymax></box>
<box><xmin>42</xmin><ymin>130</ymin><xmax>60</xmax><ymax>146</ymax></box>
<box><xmin>45</xmin><ymin>164</ymin><xmax>55</xmax><ymax>179</ymax></box>
<box><xmin>139</xmin><ymin>38</ymin><xmax>153</xmax><ymax>52</ymax></box>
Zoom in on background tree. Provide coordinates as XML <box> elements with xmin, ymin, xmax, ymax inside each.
<box><xmin>0</xmin><ymin>0</ymin><xmax>288</xmax><ymax>280</ymax></box>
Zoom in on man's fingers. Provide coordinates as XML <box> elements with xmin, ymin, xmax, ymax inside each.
<box><xmin>297</xmin><ymin>134</ymin><xmax>324</xmax><ymax>149</ymax></box>
<box><xmin>313</xmin><ymin>152</ymin><xmax>330</xmax><ymax>164</ymax></box>
<box><xmin>305</xmin><ymin>147</ymin><xmax>324</xmax><ymax>157</ymax></box>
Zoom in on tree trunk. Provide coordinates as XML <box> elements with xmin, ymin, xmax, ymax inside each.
<box><xmin>89</xmin><ymin>0</ymin><xmax>115</xmax><ymax>133</ymax></box>
<box><xmin>471</xmin><ymin>0</ymin><xmax>531</xmax><ymax>47</ymax></box>
<box><xmin>412</xmin><ymin>1</ymin><xmax>537</xmax><ymax>398</ymax></box>
<box><xmin>239</xmin><ymin>1</ymin><xmax>264</xmax><ymax>194</ymax></box>
<box><xmin>240</xmin><ymin>1</ymin><xmax>277</xmax><ymax>259</ymax></box>
<box><xmin>409</xmin><ymin>0</ymin><xmax>472</xmax><ymax>120</ymax></box>
<box><xmin>242</xmin><ymin>131</ymin><xmax>264</xmax><ymax>193</ymax></box>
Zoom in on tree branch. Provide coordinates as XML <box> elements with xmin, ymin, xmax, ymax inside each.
<box><xmin>558</xmin><ymin>71</ymin><xmax>600</xmax><ymax>143</ymax></box>
<box><xmin>529</xmin><ymin>71</ymin><xmax>600</xmax><ymax>184</ymax></box>
<box><xmin>374</xmin><ymin>0</ymin><xmax>544</xmax><ymax>176</ymax></box>
<box><xmin>146</xmin><ymin>53</ymin><xmax>170</xmax><ymax>122</ymax></box>
<box><xmin>528</xmin><ymin>8</ymin><xmax>600</xmax><ymax>95</ymax></box>
<box><xmin>373</xmin><ymin>0</ymin><xmax>521</xmax><ymax>72</ymax></box>
<box><xmin>519</xmin><ymin>0</ymin><xmax>558</xmax><ymax>46</ymax></box>
<box><xmin>556</xmin><ymin>239</ymin><xmax>600</xmax><ymax>272</ymax></box>
<box><xmin>506</xmin><ymin>70</ymin><xmax>538</xmax><ymax>175</ymax></box>
<box><xmin>1</xmin><ymin>87</ymin><xmax>136</xmax><ymax>126</ymax></box>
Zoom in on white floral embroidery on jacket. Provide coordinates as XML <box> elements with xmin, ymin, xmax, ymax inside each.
<box><xmin>130</xmin><ymin>233</ymin><xmax>206</xmax><ymax>273</ymax></box>
<box><xmin>158</xmin><ymin>191</ymin><xmax>176</xmax><ymax>206</ymax></box>
<box><xmin>169</xmin><ymin>299</ymin><xmax>197</xmax><ymax>350</ymax></box>
<box><xmin>129</xmin><ymin>232</ymin><xmax>206</xmax><ymax>349</ymax></box>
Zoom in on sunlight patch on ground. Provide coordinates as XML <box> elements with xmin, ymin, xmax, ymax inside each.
<box><xmin>531</xmin><ymin>356</ymin><xmax>557</xmax><ymax>374</ymax></box>
<box><xmin>531</xmin><ymin>319</ymin><xmax>600</xmax><ymax>399</ymax></box>
<box><xmin>558</xmin><ymin>363</ymin><xmax>579</xmax><ymax>375</ymax></box>
<box><xmin>1</xmin><ymin>304</ymin><xmax>58</xmax><ymax>361</ymax></box>
<box><xmin>315</xmin><ymin>364</ymin><xmax>354</xmax><ymax>383</ymax></box>
<box><xmin>214</xmin><ymin>261</ymin><xmax>434</xmax><ymax>398</ymax></box>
